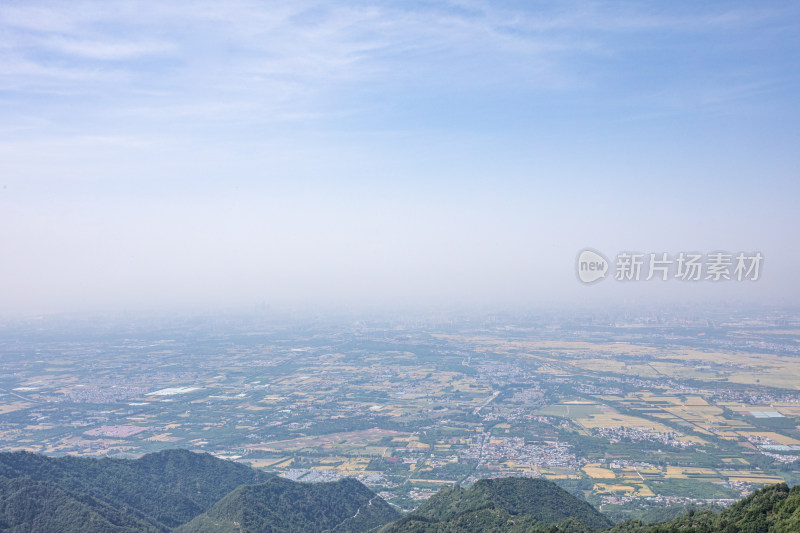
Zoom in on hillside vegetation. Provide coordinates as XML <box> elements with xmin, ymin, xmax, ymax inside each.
<box><xmin>0</xmin><ymin>450</ymin><xmax>797</xmax><ymax>532</ymax></box>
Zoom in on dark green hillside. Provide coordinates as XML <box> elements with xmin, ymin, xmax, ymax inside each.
<box><xmin>1</xmin><ymin>449</ymin><xmax>798</xmax><ymax>533</ymax></box>
<box><xmin>0</xmin><ymin>449</ymin><xmax>270</xmax><ymax>529</ymax></box>
<box><xmin>177</xmin><ymin>476</ymin><xmax>401</xmax><ymax>533</ymax></box>
<box><xmin>382</xmin><ymin>506</ymin><xmax>599</xmax><ymax>533</ymax></box>
<box><xmin>383</xmin><ymin>477</ymin><xmax>612</xmax><ymax>532</ymax></box>
<box><xmin>0</xmin><ymin>475</ymin><xmax>158</xmax><ymax>532</ymax></box>
<box><xmin>607</xmin><ymin>483</ymin><xmax>800</xmax><ymax>533</ymax></box>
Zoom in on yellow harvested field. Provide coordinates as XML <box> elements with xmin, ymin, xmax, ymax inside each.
<box><xmin>663</xmin><ymin>404</ymin><xmax>724</xmax><ymax>420</ymax></box>
<box><xmin>777</xmin><ymin>407</ymin><xmax>800</xmax><ymax>416</ymax></box>
<box><xmin>743</xmin><ymin>432</ymin><xmax>800</xmax><ymax>445</ymax></box>
<box><xmin>578</xmin><ymin>413</ymin><xmax>658</xmax><ymax>429</ymax></box>
<box><xmin>638</xmin><ymin>466</ymin><xmax>661</xmax><ymax>474</ymax></box>
<box><xmin>722</xmin><ymin>458</ymin><xmax>749</xmax><ymax>464</ymax></box>
<box><xmin>501</xmin><ymin>461</ymin><xmax>535</xmax><ymax>470</ymax></box>
<box><xmin>664</xmin><ymin>466</ymin><xmax>687</xmax><ymax>479</ymax></box>
<box><xmin>577</xmin><ymin>412</ymin><xmax>691</xmax><ymax>436</ymax></box>
<box><xmin>728</xmin><ymin>476</ymin><xmax>786</xmax><ymax>484</ymax></box>
<box><xmin>682</xmin><ymin>467</ymin><xmax>717</xmax><ymax>475</ymax></box>
<box><xmin>665</xmin><ymin>466</ymin><xmax>716</xmax><ymax>478</ymax></box>
<box><xmin>594</xmin><ymin>483</ymin><xmax>635</xmax><ymax>494</ymax></box>
<box><xmin>365</xmin><ymin>446</ymin><xmax>390</xmax><ymax>455</ymax></box>
<box><xmin>245</xmin><ymin>428</ymin><xmax>407</xmax><ymax>452</ymax></box>
<box><xmin>719</xmin><ymin>470</ymin><xmax>785</xmax><ymax>483</ymax></box>
<box><xmin>683</xmin><ymin>396</ymin><xmax>710</xmax><ymax>406</ymax></box>
<box><xmin>583</xmin><ymin>464</ymin><xmax>615</xmax><ymax>478</ymax></box>
<box><xmin>0</xmin><ymin>402</ymin><xmax>33</xmax><ymax>415</ymax></box>
<box><xmin>487</xmin><ymin>338</ymin><xmax>800</xmax><ymax>390</ymax></box>
<box><xmin>146</xmin><ymin>433</ymin><xmax>175</xmax><ymax>442</ymax></box>
<box><xmin>338</xmin><ymin>459</ymin><xmax>369</xmax><ymax>472</ymax></box>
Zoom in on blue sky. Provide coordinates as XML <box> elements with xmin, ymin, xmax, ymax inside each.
<box><xmin>1</xmin><ymin>1</ymin><xmax>798</xmax><ymax>315</ymax></box>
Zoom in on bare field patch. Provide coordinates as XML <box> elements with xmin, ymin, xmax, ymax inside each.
<box><xmin>583</xmin><ymin>464</ymin><xmax>616</xmax><ymax>479</ymax></box>
<box><xmin>245</xmin><ymin>428</ymin><xmax>408</xmax><ymax>452</ymax></box>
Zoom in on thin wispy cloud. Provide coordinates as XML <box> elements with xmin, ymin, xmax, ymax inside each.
<box><xmin>3</xmin><ymin>1</ymin><xmax>783</xmax><ymax>100</ymax></box>
<box><xmin>44</xmin><ymin>37</ymin><xmax>175</xmax><ymax>61</ymax></box>
<box><xmin>0</xmin><ymin>1</ymin><xmax>795</xmax><ymax>140</ymax></box>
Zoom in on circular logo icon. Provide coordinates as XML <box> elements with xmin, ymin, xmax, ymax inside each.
<box><xmin>576</xmin><ymin>249</ymin><xmax>608</xmax><ymax>284</ymax></box>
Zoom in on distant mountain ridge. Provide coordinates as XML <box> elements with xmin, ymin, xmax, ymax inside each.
<box><xmin>0</xmin><ymin>450</ymin><xmax>797</xmax><ymax>532</ymax></box>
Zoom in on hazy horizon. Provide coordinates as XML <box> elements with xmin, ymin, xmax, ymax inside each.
<box><xmin>2</xmin><ymin>1</ymin><xmax>798</xmax><ymax>317</ymax></box>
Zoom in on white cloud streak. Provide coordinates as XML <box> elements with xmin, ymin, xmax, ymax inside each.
<box><xmin>1</xmin><ymin>1</ymin><xmax>780</xmax><ymax>98</ymax></box>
